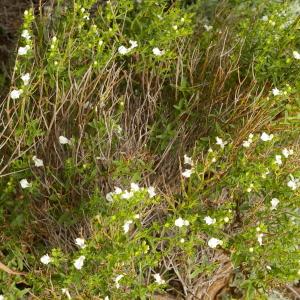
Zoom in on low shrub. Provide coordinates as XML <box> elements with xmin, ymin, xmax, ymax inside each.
<box><xmin>0</xmin><ymin>0</ymin><xmax>299</xmax><ymax>299</ymax></box>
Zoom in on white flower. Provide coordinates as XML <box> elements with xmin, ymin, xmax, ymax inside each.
<box><xmin>204</xmin><ymin>216</ymin><xmax>216</xmax><ymax>225</ymax></box>
<box><xmin>216</xmin><ymin>137</ymin><xmax>227</xmax><ymax>148</ymax></box>
<box><xmin>242</xmin><ymin>134</ymin><xmax>254</xmax><ymax>148</ymax></box>
<box><xmin>10</xmin><ymin>89</ymin><xmax>22</xmax><ymax>99</ymax></box>
<box><xmin>59</xmin><ymin>135</ymin><xmax>70</xmax><ymax>144</ymax></box>
<box><xmin>293</xmin><ymin>50</ymin><xmax>300</xmax><ymax>60</ymax></box>
<box><xmin>204</xmin><ymin>24</ymin><xmax>213</xmax><ymax>31</ymax></box>
<box><xmin>32</xmin><ymin>155</ymin><xmax>44</xmax><ymax>167</ymax></box>
<box><xmin>224</xmin><ymin>217</ymin><xmax>229</xmax><ymax>223</ymax></box>
<box><xmin>175</xmin><ymin>217</ymin><xmax>189</xmax><ymax>228</ymax></box>
<box><xmin>134</xmin><ymin>214</ymin><xmax>140</xmax><ymax>219</ymax></box>
<box><xmin>115</xmin><ymin>274</ymin><xmax>124</xmax><ymax>289</ymax></box>
<box><xmin>118</xmin><ymin>45</ymin><xmax>130</xmax><ymax>55</ymax></box>
<box><xmin>74</xmin><ymin>255</ymin><xmax>85</xmax><ymax>270</ymax></box>
<box><xmin>242</xmin><ymin>140</ymin><xmax>251</xmax><ymax>148</ymax></box>
<box><xmin>261</xmin><ymin>15</ymin><xmax>268</xmax><ymax>21</ymax></box>
<box><xmin>287</xmin><ymin>175</ymin><xmax>299</xmax><ymax>190</ymax></box>
<box><xmin>272</xmin><ymin>88</ymin><xmax>281</xmax><ymax>96</ymax></box>
<box><xmin>123</xmin><ymin>220</ymin><xmax>133</xmax><ymax>233</ymax></box>
<box><xmin>21</xmin><ymin>73</ymin><xmax>30</xmax><ymax>86</ymax></box>
<box><xmin>152</xmin><ymin>47</ymin><xmax>165</xmax><ymax>56</ymax></box>
<box><xmin>260</xmin><ymin>132</ymin><xmax>273</xmax><ymax>142</ymax></box>
<box><xmin>75</xmin><ymin>238</ymin><xmax>86</xmax><ymax>249</ymax></box>
<box><xmin>0</xmin><ymin>295</ymin><xmax>4</xmax><ymax>300</ymax></box>
<box><xmin>180</xmin><ymin>238</ymin><xmax>185</xmax><ymax>243</ymax></box>
<box><xmin>271</xmin><ymin>198</ymin><xmax>279</xmax><ymax>210</ymax></box>
<box><xmin>262</xmin><ymin>169</ymin><xmax>270</xmax><ymax>179</ymax></box>
<box><xmin>18</xmin><ymin>45</ymin><xmax>30</xmax><ymax>55</ymax></box>
<box><xmin>40</xmin><ymin>254</ymin><xmax>51</xmax><ymax>265</ymax></box>
<box><xmin>83</xmin><ymin>14</ymin><xmax>90</xmax><ymax>20</ymax></box>
<box><xmin>172</xmin><ymin>25</ymin><xmax>178</xmax><ymax>30</ymax></box>
<box><xmin>21</xmin><ymin>29</ymin><xmax>31</xmax><ymax>40</ymax></box>
<box><xmin>121</xmin><ymin>190</ymin><xmax>133</xmax><ymax>199</ymax></box>
<box><xmin>208</xmin><ymin>237</ymin><xmax>223</xmax><ymax>248</ymax></box>
<box><xmin>104</xmin><ymin>297</ymin><xmax>109</xmax><ymax>300</ymax></box>
<box><xmin>153</xmin><ymin>273</ymin><xmax>165</xmax><ymax>285</ymax></box>
<box><xmin>114</xmin><ymin>186</ymin><xmax>123</xmax><ymax>194</ymax></box>
<box><xmin>257</xmin><ymin>233</ymin><xmax>264</xmax><ymax>246</ymax></box>
<box><xmin>184</xmin><ymin>154</ymin><xmax>193</xmax><ymax>166</ymax></box>
<box><xmin>106</xmin><ymin>192</ymin><xmax>114</xmax><ymax>202</ymax></box>
<box><xmin>106</xmin><ymin>186</ymin><xmax>123</xmax><ymax>202</ymax></box>
<box><xmin>288</xmin><ymin>180</ymin><xmax>297</xmax><ymax>190</ymax></box>
<box><xmin>211</xmin><ymin>157</ymin><xmax>217</xmax><ymax>163</ymax></box>
<box><xmin>148</xmin><ymin>186</ymin><xmax>156</xmax><ymax>198</ymax></box>
<box><xmin>282</xmin><ymin>148</ymin><xmax>293</xmax><ymax>158</ymax></box>
<box><xmin>62</xmin><ymin>288</ymin><xmax>71</xmax><ymax>300</ymax></box>
<box><xmin>182</xmin><ymin>169</ymin><xmax>193</xmax><ymax>178</ymax></box>
<box><xmin>129</xmin><ymin>40</ymin><xmax>138</xmax><ymax>49</ymax></box>
<box><xmin>246</xmin><ymin>183</ymin><xmax>254</xmax><ymax>193</ymax></box>
<box><xmin>20</xmin><ymin>179</ymin><xmax>32</xmax><ymax>189</ymax></box>
<box><xmin>130</xmin><ymin>182</ymin><xmax>140</xmax><ymax>192</ymax></box>
<box><xmin>275</xmin><ymin>155</ymin><xmax>282</xmax><ymax>165</ymax></box>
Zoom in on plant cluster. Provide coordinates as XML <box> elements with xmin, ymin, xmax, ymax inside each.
<box><xmin>0</xmin><ymin>0</ymin><xmax>300</xmax><ymax>299</ymax></box>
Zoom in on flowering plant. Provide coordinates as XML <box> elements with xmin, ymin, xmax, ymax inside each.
<box><xmin>0</xmin><ymin>0</ymin><xmax>300</xmax><ymax>299</ymax></box>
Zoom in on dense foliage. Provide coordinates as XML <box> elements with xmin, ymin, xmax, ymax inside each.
<box><xmin>0</xmin><ymin>0</ymin><xmax>300</xmax><ymax>299</ymax></box>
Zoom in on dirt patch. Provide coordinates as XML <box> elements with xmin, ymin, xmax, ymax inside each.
<box><xmin>0</xmin><ymin>0</ymin><xmax>31</xmax><ymax>74</ymax></box>
<box><xmin>0</xmin><ymin>0</ymin><xmax>47</xmax><ymax>96</ymax></box>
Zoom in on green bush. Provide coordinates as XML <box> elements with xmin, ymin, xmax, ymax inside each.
<box><xmin>0</xmin><ymin>0</ymin><xmax>299</xmax><ymax>299</ymax></box>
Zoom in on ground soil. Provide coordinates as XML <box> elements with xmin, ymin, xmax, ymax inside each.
<box><xmin>0</xmin><ymin>0</ymin><xmax>47</xmax><ymax>96</ymax></box>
